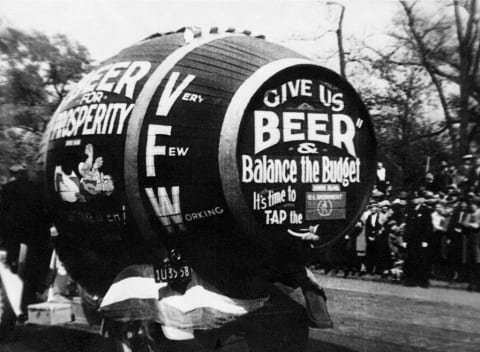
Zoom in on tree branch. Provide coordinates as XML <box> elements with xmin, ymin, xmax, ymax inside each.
<box><xmin>400</xmin><ymin>0</ymin><xmax>457</xmax><ymax>150</ymax></box>
<box><xmin>411</xmin><ymin>124</ymin><xmax>450</xmax><ymax>141</ymax></box>
<box><xmin>464</xmin><ymin>0</ymin><xmax>478</xmax><ymax>50</ymax></box>
<box><xmin>454</xmin><ymin>0</ymin><xmax>465</xmax><ymax>45</ymax></box>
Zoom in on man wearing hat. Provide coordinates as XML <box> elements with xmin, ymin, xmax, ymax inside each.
<box><xmin>378</xmin><ymin>200</ymin><xmax>392</xmax><ymax>225</ymax></box>
<box><xmin>364</xmin><ymin>202</ymin><xmax>381</xmax><ymax>275</ymax></box>
<box><xmin>462</xmin><ymin>199</ymin><xmax>480</xmax><ymax>291</ymax></box>
<box><xmin>447</xmin><ymin>200</ymin><xmax>470</xmax><ymax>282</ymax></box>
<box><xmin>423</xmin><ymin>173</ymin><xmax>440</xmax><ymax>193</ymax></box>
<box><xmin>376</xmin><ymin>162</ymin><xmax>389</xmax><ymax>194</ymax></box>
<box><xmin>459</xmin><ymin>154</ymin><xmax>474</xmax><ymax>178</ymax></box>
<box><xmin>435</xmin><ymin>161</ymin><xmax>452</xmax><ymax>192</ymax></box>
<box><xmin>468</xmin><ymin>156</ymin><xmax>480</xmax><ymax>193</ymax></box>
<box><xmin>403</xmin><ymin>192</ymin><xmax>434</xmax><ymax>287</ymax></box>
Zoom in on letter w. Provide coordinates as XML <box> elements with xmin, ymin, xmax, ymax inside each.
<box><xmin>156</xmin><ymin>72</ymin><xmax>196</xmax><ymax>116</ymax></box>
<box><xmin>145</xmin><ymin>186</ymin><xmax>186</xmax><ymax>234</ymax></box>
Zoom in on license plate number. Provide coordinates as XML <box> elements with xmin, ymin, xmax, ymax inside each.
<box><xmin>154</xmin><ymin>264</ymin><xmax>191</xmax><ymax>283</ymax></box>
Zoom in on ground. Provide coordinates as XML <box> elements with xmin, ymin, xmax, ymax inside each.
<box><xmin>308</xmin><ymin>273</ymin><xmax>480</xmax><ymax>352</ymax></box>
<box><xmin>1</xmin><ymin>272</ymin><xmax>479</xmax><ymax>352</ymax></box>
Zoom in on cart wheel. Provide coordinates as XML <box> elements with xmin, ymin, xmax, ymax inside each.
<box><xmin>0</xmin><ymin>278</ymin><xmax>17</xmax><ymax>341</ymax></box>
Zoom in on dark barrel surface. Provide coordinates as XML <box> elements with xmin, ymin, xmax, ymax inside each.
<box><xmin>40</xmin><ymin>28</ymin><xmax>376</xmax><ymax>294</ymax></box>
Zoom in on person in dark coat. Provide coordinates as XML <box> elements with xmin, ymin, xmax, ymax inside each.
<box><xmin>462</xmin><ymin>200</ymin><xmax>480</xmax><ymax>291</ymax></box>
<box><xmin>403</xmin><ymin>193</ymin><xmax>433</xmax><ymax>287</ymax></box>
<box><xmin>435</xmin><ymin>161</ymin><xmax>453</xmax><ymax>192</ymax></box>
<box><xmin>343</xmin><ymin>222</ymin><xmax>362</xmax><ymax>278</ymax></box>
<box><xmin>376</xmin><ymin>219</ymin><xmax>395</xmax><ymax>276</ymax></box>
<box><xmin>0</xmin><ymin>166</ymin><xmax>52</xmax><ymax>311</ymax></box>
<box><xmin>468</xmin><ymin>156</ymin><xmax>480</xmax><ymax>193</ymax></box>
<box><xmin>364</xmin><ymin>203</ymin><xmax>381</xmax><ymax>275</ymax></box>
<box><xmin>446</xmin><ymin>200</ymin><xmax>469</xmax><ymax>282</ymax></box>
<box><xmin>423</xmin><ymin>173</ymin><xmax>441</xmax><ymax>193</ymax></box>
<box><xmin>0</xmin><ymin>166</ymin><xmax>31</xmax><ymax>269</ymax></box>
<box><xmin>458</xmin><ymin>154</ymin><xmax>473</xmax><ymax>178</ymax></box>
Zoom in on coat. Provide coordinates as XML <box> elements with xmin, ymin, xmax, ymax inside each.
<box><xmin>447</xmin><ymin>208</ymin><xmax>469</xmax><ymax>264</ymax></box>
<box><xmin>403</xmin><ymin>203</ymin><xmax>433</xmax><ymax>282</ymax></box>
<box><xmin>365</xmin><ymin>213</ymin><xmax>382</xmax><ymax>243</ymax></box>
<box><xmin>404</xmin><ymin>203</ymin><xmax>432</xmax><ymax>246</ymax></box>
<box><xmin>463</xmin><ymin>208</ymin><xmax>480</xmax><ymax>264</ymax></box>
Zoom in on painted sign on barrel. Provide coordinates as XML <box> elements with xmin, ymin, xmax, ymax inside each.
<box><xmin>40</xmin><ymin>28</ymin><xmax>376</xmax><ymax>293</ymax></box>
<box><xmin>225</xmin><ymin>65</ymin><xmax>376</xmax><ymax>249</ymax></box>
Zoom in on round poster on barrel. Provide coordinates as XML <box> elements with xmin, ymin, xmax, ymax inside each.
<box><xmin>221</xmin><ymin>64</ymin><xmax>376</xmax><ymax>251</ymax></box>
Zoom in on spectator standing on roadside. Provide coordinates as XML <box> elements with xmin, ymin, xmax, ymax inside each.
<box><xmin>459</xmin><ymin>154</ymin><xmax>474</xmax><ymax>178</ymax></box>
<box><xmin>365</xmin><ymin>203</ymin><xmax>381</xmax><ymax>275</ymax></box>
<box><xmin>468</xmin><ymin>156</ymin><xmax>480</xmax><ymax>193</ymax></box>
<box><xmin>449</xmin><ymin>166</ymin><xmax>467</xmax><ymax>189</ymax></box>
<box><xmin>435</xmin><ymin>161</ymin><xmax>453</xmax><ymax>192</ymax></box>
<box><xmin>447</xmin><ymin>200</ymin><xmax>469</xmax><ymax>282</ymax></box>
<box><xmin>462</xmin><ymin>200</ymin><xmax>480</xmax><ymax>291</ymax></box>
<box><xmin>0</xmin><ymin>165</ymin><xmax>29</xmax><ymax>269</ymax></box>
<box><xmin>403</xmin><ymin>193</ymin><xmax>433</xmax><ymax>288</ymax></box>
<box><xmin>389</xmin><ymin>198</ymin><xmax>407</xmax><ymax>259</ymax></box>
<box><xmin>378</xmin><ymin>200</ymin><xmax>392</xmax><ymax>225</ymax></box>
<box><xmin>343</xmin><ymin>222</ymin><xmax>362</xmax><ymax>278</ymax></box>
<box><xmin>0</xmin><ymin>165</ymin><xmax>52</xmax><ymax>311</ymax></box>
<box><xmin>377</xmin><ymin>218</ymin><xmax>395</xmax><ymax>277</ymax></box>
<box><xmin>431</xmin><ymin>202</ymin><xmax>447</xmax><ymax>278</ymax></box>
<box><xmin>423</xmin><ymin>173</ymin><xmax>441</xmax><ymax>193</ymax></box>
<box><xmin>356</xmin><ymin>203</ymin><xmax>373</xmax><ymax>275</ymax></box>
<box><xmin>376</xmin><ymin>162</ymin><xmax>389</xmax><ymax>195</ymax></box>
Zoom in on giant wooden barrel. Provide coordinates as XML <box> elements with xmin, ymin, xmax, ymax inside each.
<box><xmin>40</xmin><ymin>28</ymin><xmax>376</xmax><ymax>294</ymax></box>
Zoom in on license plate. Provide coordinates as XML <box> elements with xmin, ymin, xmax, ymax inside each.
<box><xmin>154</xmin><ymin>264</ymin><xmax>192</xmax><ymax>284</ymax></box>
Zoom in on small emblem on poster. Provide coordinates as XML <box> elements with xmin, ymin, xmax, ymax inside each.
<box><xmin>306</xmin><ymin>191</ymin><xmax>346</xmax><ymax>220</ymax></box>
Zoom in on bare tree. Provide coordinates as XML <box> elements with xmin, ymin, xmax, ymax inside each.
<box><xmin>397</xmin><ymin>0</ymin><xmax>480</xmax><ymax>160</ymax></box>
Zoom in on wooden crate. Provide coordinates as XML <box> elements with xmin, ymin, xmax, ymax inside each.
<box><xmin>27</xmin><ymin>302</ymin><xmax>72</xmax><ymax>325</ymax></box>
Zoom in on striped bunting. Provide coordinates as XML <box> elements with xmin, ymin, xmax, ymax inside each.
<box><xmin>99</xmin><ymin>264</ymin><xmax>268</xmax><ymax>340</ymax></box>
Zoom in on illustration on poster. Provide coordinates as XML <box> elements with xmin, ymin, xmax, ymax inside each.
<box><xmin>54</xmin><ymin>144</ymin><xmax>115</xmax><ymax>203</ymax></box>
<box><xmin>317</xmin><ymin>200</ymin><xmax>333</xmax><ymax>217</ymax></box>
<box><xmin>287</xmin><ymin>224</ymin><xmax>320</xmax><ymax>241</ymax></box>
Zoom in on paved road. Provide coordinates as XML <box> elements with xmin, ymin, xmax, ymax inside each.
<box><xmin>1</xmin><ymin>274</ymin><xmax>479</xmax><ymax>352</ymax></box>
<box><xmin>309</xmin><ymin>273</ymin><xmax>480</xmax><ymax>352</ymax></box>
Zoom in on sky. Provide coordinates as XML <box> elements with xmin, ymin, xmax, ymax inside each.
<box><xmin>0</xmin><ymin>0</ymin><xmax>402</xmax><ymax>67</ymax></box>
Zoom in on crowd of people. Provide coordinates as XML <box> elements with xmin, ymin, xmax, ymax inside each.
<box><xmin>319</xmin><ymin>157</ymin><xmax>480</xmax><ymax>292</ymax></box>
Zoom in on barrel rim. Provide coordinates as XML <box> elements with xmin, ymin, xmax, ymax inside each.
<box><xmin>124</xmin><ymin>32</ymin><xmax>241</xmax><ymax>243</ymax></box>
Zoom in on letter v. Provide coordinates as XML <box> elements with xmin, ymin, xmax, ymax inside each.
<box><xmin>156</xmin><ymin>72</ymin><xmax>196</xmax><ymax>116</ymax></box>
